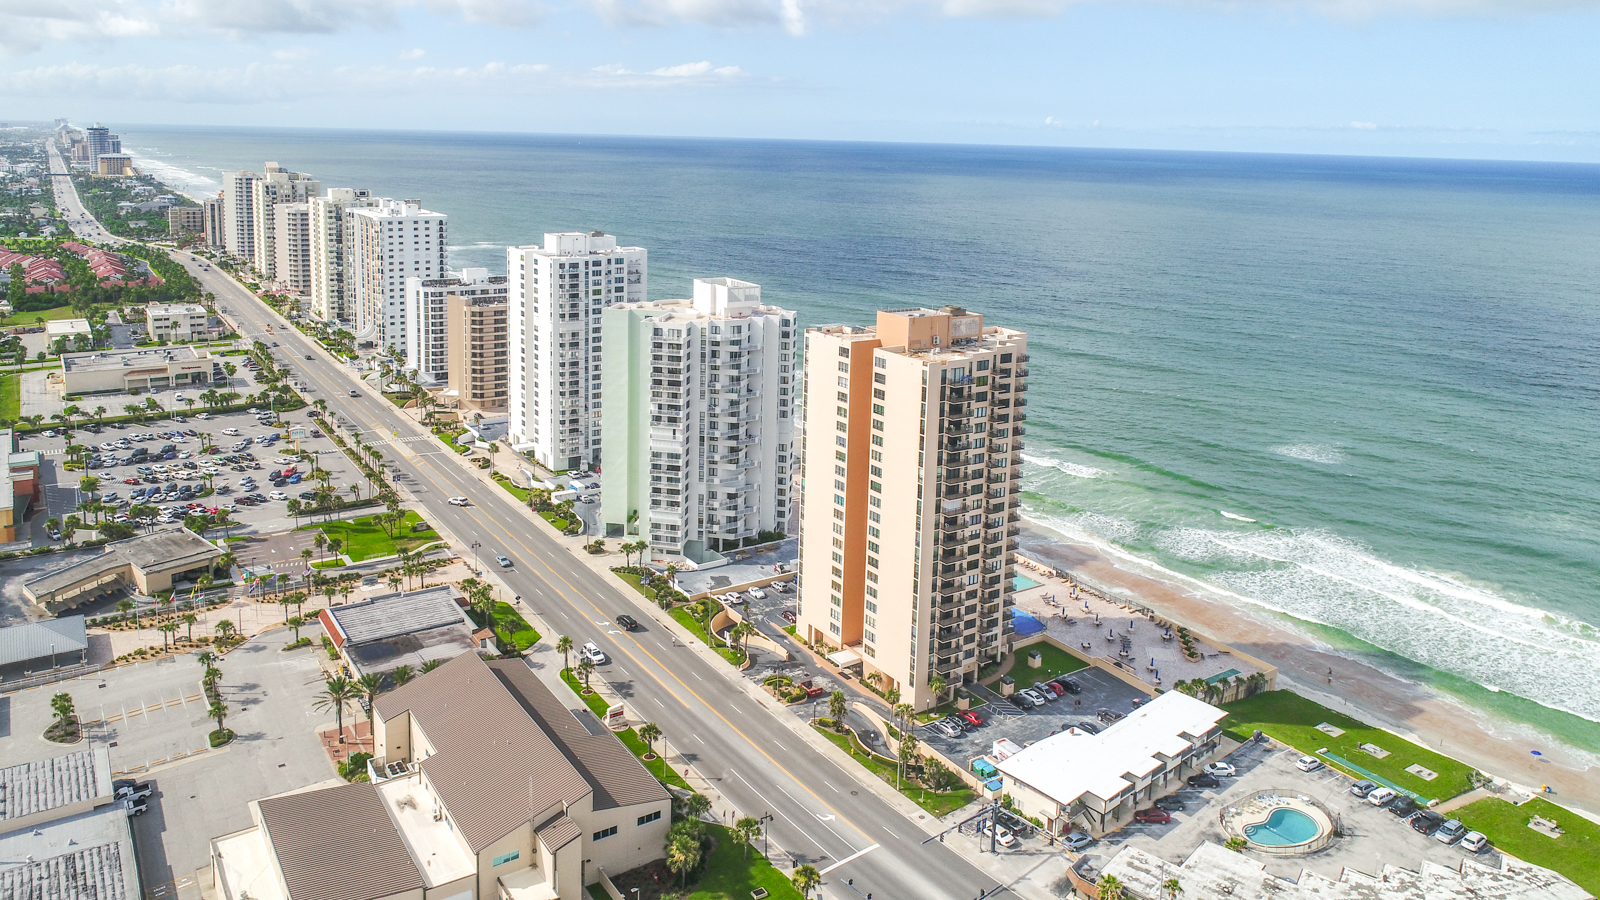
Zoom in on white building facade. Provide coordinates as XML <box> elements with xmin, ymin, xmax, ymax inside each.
<box><xmin>348</xmin><ymin>200</ymin><xmax>448</xmax><ymax>352</ymax></box>
<box><xmin>308</xmin><ymin>188</ymin><xmax>376</xmax><ymax>323</ymax></box>
<box><xmin>222</xmin><ymin>170</ymin><xmax>259</xmax><ymax>259</ymax></box>
<box><xmin>405</xmin><ymin>268</ymin><xmax>509</xmax><ymax>383</ymax></box>
<box><xmin>271</xmin><ymin>202</ymin><xmax>312</xmax><ymax>297</ymax></box>
<box><xmin>600</xmin><ymin>278</ymin><xmax>797</xmax><ymax>558</ymax></box>
<box><xmin>249</xmin><ymin>163</ymin><xmax>320</xmax><ymax>284</ymax></box>
<box><xmin>507</xmin><ymin>232</ymin><xmax>646</xmax><ymax>471</ymax></box>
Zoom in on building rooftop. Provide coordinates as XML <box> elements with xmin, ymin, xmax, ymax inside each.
<box><xmin>255</xmin><ymin>782</ymin><xmax>425</xmax><ymax>900</ymax></box>
<box><xmin>997</xmin><ymin>690</ymin><xmax>1226</xmax><ymax>803</ymax></box>
<box><xmin>0</xmin><ymin>615</ymin><xmax>89</xmax><ymax>668</ymax></box>
<box><xmin>59</xmin><ymin>346</ymin><xmax>209</xmax><ymax>375</ymax></box>
<box><xmin>23</xmin><ymin>528</ymin><xmax>221</xmax><ymax>599</ymax></box>
<box><xmin>0</xmin><ymin>747</ymin><xmax>110</xmax><ymax>826</ymax></box>
<box><xmin>320</xmin><ymin>586</ymin><xmax>477</xmax><ymax>676</ymax></box>
<box><xmin>1098</xmin><ymin>841</ymin><xmax>1589</xmax><ymax>900</ymax></box>
<box><xmin>44</xmin><ymin>318</ymin><xmax>92</xmax><ymax>337</ymax></box>
<box><xmin>0</xmin><ymin>803</ymin><xmax>138</xmax><ymax>900</ymax></box>
<box><xmin>374</xmin><ymin>775</ymin><xmax>476</xmax><ymax>887</ymax></box>
<box><xmin>146</xmin><ymin>302</ymin><xmax>206</xmax><ymax>315</ymax></box>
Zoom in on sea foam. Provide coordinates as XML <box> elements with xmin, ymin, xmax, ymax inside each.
<box><xmin>1022</xmin><ymin>452</ymin><xmax>1108</xmax><ymax>479</ymax></box>
<box><xmin>1270</xmin><ymin>444</ymin><xmax>1345</xmax><ymax>464</ymax></box>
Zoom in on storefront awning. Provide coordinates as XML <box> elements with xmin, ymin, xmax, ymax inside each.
<box><xmin>826</xmin><ymin>647</ymin><xmax>862</xmax><ymax>668</ymax></box>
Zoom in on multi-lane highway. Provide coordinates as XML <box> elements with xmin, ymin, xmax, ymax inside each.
<box><xmin>167</xmin><ymin>251</ymin><xmax>1011</xmax><ymax>900</ymax></box>
<box><xmin>48</xmin><ymin>140</ymin><xmax>121</xmax><ymax>244</ymax></box>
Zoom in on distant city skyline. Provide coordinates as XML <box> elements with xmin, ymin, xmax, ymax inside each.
<box><xmin>4</xmin><ymin>1</ymin><xmax>1600</xmax><ymax>161</ymax></box>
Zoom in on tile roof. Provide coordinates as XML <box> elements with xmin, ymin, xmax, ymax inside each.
<box><xmin>487</xmin><ymin>659</ymin><xmax>670</xmax><ymax>811</ymax></box>
<box><xmin>375</xmin><ymin>653</ymin><xmax>590</xmax><ymax>853</ymax></box>
<box><xmin>0</xmin><ymin>616</ymin><xmax>89</xmax><ymax>669</ymax></box>
<box><xmin>256</xmin><ymin>783</ymin><xmax>423</xmax><ymax>900</ymax></box>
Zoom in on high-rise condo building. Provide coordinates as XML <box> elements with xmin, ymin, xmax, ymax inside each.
<box><xmin>507</xmin><ymin>232</ymin><xmax>646</xmax><ymax>471</ymax></box>
<box><xmin>446</xmin><ymin>285</ymin><xmax>512</xmax><ymax>415</ymax></box>
<box><xmin>250</xmin><ymin>162</ymin><xmax>320</xmax><ymax>284</ymax></box>
<box><xmin>202</xmin><ymin>195</ymin><xmax>226</xmax><ymax>249</ymax></box>
<box><xmin>796</xmin><ymin>306</ymin><xmax>1028</xmax><ymax>711</ymax></box>
<box><xmin>307</xmin><ymin>188</ymin><xmax>377</xmax><ymax>322</ymax></box>
<box><xmin>600</xmin><ymin>278</ymin><xmax>798</xmax><ymax>558</ymax></box>
<box><xmin>222</xmin><ymin>171</ymin><xmax>260</xmax><ymax>259</ymax></box>
<box><xmin>405</xmin><ymin>268</ymin><xmax>508</xmax><ymax>385</ymax></box>
<box><xmin>272</xmin><ymin>202</ymin><xmax>313</xmax><ymax>296</ymax></box>
<box><xmin>348</xmin><ymin>200</ymin><xmax>448</xmax><ymax>352</ymax></box>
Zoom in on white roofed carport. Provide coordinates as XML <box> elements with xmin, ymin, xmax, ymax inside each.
<box><xmin>826</xmin><ymin>647</ymin><xmax>862</xmax><ymax>668</ymax></box>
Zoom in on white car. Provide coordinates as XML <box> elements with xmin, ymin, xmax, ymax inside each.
<box><xmin>268</xmin><ymin>490</ymin><xmax>288</xmax><ymax>501</ymax></box>
<box><xmin>580</xmin><ymin>642</ymin><xmax>607</xmax><ymax>665</ymax></box>
<box><xmin>980</xmin><ymin>822</ymin><xmax>1020</xmax><ymax>848</ymax></box>
<box><xmin>1294</xmin><ymin>756</ymin><xmax>1323</xmax><ymax>773</ymax></box>
<box><xmin>222</xmin><ymin>428</ymin><xmax>240</xmax><ymax>436</ymax></box>
<box><xmin>174</xmin><ymin>392</ymin><xmax>187</xmax><ymax>402</ymax></box>
<box><xmin>1366</xmin><ymin>787</ymin><xmax>1397</xmax><ymax>807</ymax></box>
<box><xmin>1461</xmin><ymin>831</ymin><xmax>1489</xmax><ymax>853</ymax></box>
<box><xmin>747</xmin><ymin>586</ymin><xmax>767</xmax><ymax>600</ymax></box>
<box><xmin>1203</xmin><ymin>762</ymin><xmax>1236</xmax><ymax>777</ymax></box>
<box><xmin>196</xmin><ymin>413</ymin><xmax>211</xmax><ymax>420</ymax></box>
<box><xmin>722</xmin><ymin>592</ymin><xmax>743</xmax><ymax>604</ymax></box>
<box><xmin>178</xmin><ymin>451</ymin><xmax>193</xmax><ymax>459</ymax></box>
<box><xmin>448</xmin><ymin>496</ymin><xmax>471</xmax><ymax>507</ymax></box>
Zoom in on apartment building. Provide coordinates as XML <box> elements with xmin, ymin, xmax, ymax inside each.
<box><xmin>796</xmin><ymin>307</ymin><xmax>1029</xmax><ymax>711</ymax></box>
<box><xmin>97</xmin><ymin>154</ymin><xmax>134</xmax><ymax>176</ymax></box>
<box><xmin>166</xmin><ymin>205</ymin><xmax>204</xmax><ymax>235</ymax></box>
<box><xmin>144</xmin><ymin>303</ymin><xmax>210</xmax><ymax>342</ymax></box>
<box><xmin>249</xmin><ymin>163</ymin><xmax>320</xmax><ymax>284</ymax></box>
<box><xmin>446</xmin><ymin>284</ymin><xmax>512</xmax><ymax>414</ymax></box>
<box><xmin>271</xmin><ymin>201</ymin><xmax>313</xmax><ymax>296</ymax></box>
<box><xmin>406</xmin><ymin>268</ymin><xmax>508</xmax><ymax>384</ymax></box>
<box><xmin>600</xmin><ymin>278</ymin><xmax>798</xmax><ymax>557</ymax></box>
<box><xmin>507</xmin><ymin>232</ymin><xmax>647</xmax><ymax>471</ymax></box>
<box><xmin>307</xmin><ymin>188</ymin><xmax>376</xmax><ymax>322</ymax></box>
<box><xmin>201</xmin><ymin>195</ymin><xmax>226</xmax><ymax>249</ymax></box>
<box><xmin>222</xmin><ymin>170</ymin><xmax>259</xmax><ymax>259</ymax></box>
<box><xmin>349</xmin><ymin>200</ymin><xmax>448</xmax><ymax>351</ymax></box>
<box><xmin>210</xmin><ymin>652</ymin><xmax>670</xmax><ymax>900</ymax></box>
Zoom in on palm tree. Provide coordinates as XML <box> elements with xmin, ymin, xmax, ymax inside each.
<box><xmin>355</xmin><ymin>673</ymin><xmax>383</xmax><ymax>727</ymax></box>
<box><xmin>639</xmin><ymin>722</ymin><xmax>662</xmax><ymax>764</ymax></box>
<box><xmin>421</xmin><ymin>659</ymin><xmax>443</xmax><ymax>673</ymax></box>
<box><xmin>208</xmin><ymin>699</ymin><xmax>229</xmax><ymax>736</ymax></box>
<box><xmin>928</xmin><ymin>673</ymin><xmax>948</xmax><ymax>705</ymax></box>
<box><xmin>390</xmin><ymin>664</ymin><xmax>416</xmax><ymax>687</ymax></box>
<box><xmin>734</xmin><ymin>816</ymin><xmax>762</xmax><ymax>861</ymax></box>
<box><xmin>214</xmin><ymin>618</ymin><xmax>236</xmax><ymax>644</ymax></box>
<box><xmin>315</xmin><ymin>676</ymin><xmax>357</xmax><ymax>741</ymax></box>
<box><xmin>117</xmin><ymin>598</ymin><xmax>136</xmax><ymax>625</ymax></box>
<box><xmin>828</xmin><ymin>689</ymin><xmax>846</xmax><ymax>723</ymax></box>
<box><xmin>556</xmin><ymin>635</ymin><xmax>574</xmax><ymax>672</ymax></box>
<box><xmin>576</xmin><ymin>657</ymin><xmax>595</xmax><ymax>691</ymax></box>
<box><xmin>666</xmin><ymin>831</ymin><xmax>701</xmax><ymax>888</ymax></box>
<box><xmin>197</xmin><ymin>650</ymin><xmax>216</xmax><ymax>671</ymax></box>
<box><xmin>158</xmin><ymin>621</ymin><xmax>179</xmax><ymax>650</ymax></box>
<box><xmin>1096</xmin><ymin>874</ymin><xmax>1125</xmax><ymax>900</ymax></box>
<box><xmin>730</xmin><ymin>621</ymin><xmax>756</xmax><ymax>660</ymax></box>
<box><xmin>791</xmin><ymin>864</ymin><xmax>822</xmax><ymax>899</ymax></box>
<box><xmin>287</xmin><ymin>615</ymin><xmax>304</xmax><ymax>642</ymax></box>
<box><xmin>50</xmin><ymin>691</ymin><xmax>76</xmax><ymax>730</ymax></box>
<box><xmin>1161</xmin><ymin>877</ymin><xmax>1184</xmax><ymax>900</ymax></box>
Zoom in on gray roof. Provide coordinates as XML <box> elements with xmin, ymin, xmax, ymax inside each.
<box><xmin>488</xmin><ymin>659</ymin><xmax>670</xmax><ymax>811</ymax></box>
<box><xmin>24</xmin><ymin>529</ymin><xmax>221</xmax><ymax>599</ymax></box>
<box><xmin>256</xmin><ymin>783</ymin><xmax>423</xmax><ymax>900</ymax></box>
<box><xmin>0</xmin><ymin>616</ymin><xmax>88</xmax><ymax>668</ymax></box>
<box><xmin>0</xmin><ymin>748</ymin><xmax>107</xmax><ymax>825</ymax></box>
<box><xmin>0</xmin><ymin>805</ymin><xmax>136</xmax><ymax>900</ymax></box>
<box><xmin>325</xmin><ymin>586</ymin><xmax>465</xmax><ymax>645</ymax></box>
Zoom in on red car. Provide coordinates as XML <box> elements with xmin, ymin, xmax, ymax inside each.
<box><xmin>1133</xmin><ymin>808</ymin><xmax>1172</xmax><ymax>825</ymax></box>
<box><xmin>123</xmin><ymin>477</ymin><xmax>141</xmax><ymax>484</ymax></box>
<box><xmin>959</xmin><ymin>710</ymin><xmax>985</xmax><ymax>727</ymax></box>
<box><xmin>780</xmin><ymin>610</ymin><xmax>797</xmax><ymax>624</ymax></box>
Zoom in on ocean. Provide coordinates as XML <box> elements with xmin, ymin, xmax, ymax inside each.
<box><xmin>123</xmin><ymin>126</ymin><xmax>1600</xmax><ymax>753</ymax></box>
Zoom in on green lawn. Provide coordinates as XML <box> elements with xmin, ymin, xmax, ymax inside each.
<box><xmin>1220</xmin><ymin>691</ymin><xmax>1475</xmax><ymax>801</ymax></box>
<box><xmin>560</xmin><ymin>667</ymin><xmax>692</xmax><ymax>792</ymax></box>
<box><xmin>670</xmin><ymin>605</ymin><xmax>746</xmax><ymax>666</ymax></box>
<box><xmin>0</xmin><ymin>304</ymin><xmax>85</xmax><ymax>328</ymax></box>
<box><xmin>618</xmin><ymin>571</ymin><xmax>659</xmax><ymax>601</ymax></box>
<box><xmin>813</xmin><ymin>723</ymin><xmax>976</xmax><ymax>817</ymax></box>
<box><xmin>0</xmin><ymin>374</ymin><xmax>18</xmax><ymax>420</ymax></box>
<box><xmin>687</xmin><ymin>823</ymin><xmax>806</xmax><ymax>900</ymax></box>
<box><xmin>493</xmin><ymin>477</ymin><xmax>531</xmax><ymax>503</ymax></box>
<box><xmin>538</xmin><ymin>509</ymin><xmax>572</xmax><ymax>531</ymax></box>
<box><xmin>1453</xmin><ymin>797</ymin><xmax>1599</xmax><ymax>894</ymax></box>
<box><xmin>1003</xmin><ymin>641</ymin><xmax>1089</xmax><ymax>685</ymax></box>
<box><xmin>302</xmin><ymin>511</ymin><xmax>431</xmax><ymax>561</ymax></box>
<box><xmin>491</xmin><ymin>601</ymin><xmax>540</xmax><ymax>651</ymax></box>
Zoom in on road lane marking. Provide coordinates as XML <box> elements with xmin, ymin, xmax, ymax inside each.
<box><xmin>729</xmin><ymin>768</ymin><xmax>833</xmax><ymax>855</ymax></box>
<box><xmin>820</xmin><ymin>843</ymin><xmax>880</xmax><ymax>874</ymax></box>
<box><xmin>883</xmin><ymin>827</ymin><xmax>899</xmax><ymax>839</ymax></box>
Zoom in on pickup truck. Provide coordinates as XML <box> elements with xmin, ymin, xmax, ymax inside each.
<box><xmin>798</xmin><ymin>679</ymin><xmax>827</xmax><ymax>699</ymax></box>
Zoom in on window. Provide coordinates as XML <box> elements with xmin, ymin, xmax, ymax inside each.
<box><xmin>492</xmin><ymin>851</ymin><xmax>521</xmax><ymax>866</ymax></box>
<box><xmin>638</xmin><ymin>810</ymin><xmax>662</xmax><ymax>826</ymax></box>
<box><xmin>593</xmin><ymin>826</ymin><xmax>618</xmax><ymax>841</ymax></box>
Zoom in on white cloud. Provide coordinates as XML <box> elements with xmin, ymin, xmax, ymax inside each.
<box><xmin>399</xmin><ymin>47</ymin><xmax>427</xmax><ymax>59</ymax></box>
<box><xmin>272</xmin><ymin>47</ymin><xmax>313</xmax><ymax>60</ymax></box>
<box><xmin>585</xmin><ymin>60</ymin><xmax>746</xmax><ymax>87</ymax></box>
<box><xmin>1351</xmin><ymin>120</ymin><xmax>1378</xmax><ymax>129</ymax></box>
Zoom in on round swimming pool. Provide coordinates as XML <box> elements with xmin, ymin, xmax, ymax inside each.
<box><xmin>1243</xmin><ymin>808</ymin><xmax>1322</xmax><ymax>846</ymax></box>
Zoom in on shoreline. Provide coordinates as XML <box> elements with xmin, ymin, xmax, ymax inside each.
<box><xmin>1016</xmin><ymin>519</ymin><xmax>1600</xmax><ymax>818</ymax></box>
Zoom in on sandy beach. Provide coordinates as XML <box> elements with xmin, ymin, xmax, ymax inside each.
<box><xmin>1017</xmin><ymin>521</ymin><xmax>1600</xmax><ymax>818</ymax></box>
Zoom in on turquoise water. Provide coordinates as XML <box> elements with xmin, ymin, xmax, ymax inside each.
<box><xmin>1244</xmin><ymin>808</ymin><xmax>1323</xmax><ymax>846</ymax></box>
<box><xmin>1013</xmin><ymin>574</ymin><xmax>1043</xmax><ymax>592</ymax></box>
<box><xmin>115</xmin><ymin>127</ymin><xmax>1600</xmax><ymax>751</ymax></box>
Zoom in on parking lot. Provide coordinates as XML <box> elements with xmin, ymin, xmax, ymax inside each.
<box><xmin>0</xmin><ymin>627</ymin><xmax>339</xmax><ymax>896</ymax></box>
<box><xmin>16</xmin><ymin>405</ymin><xmax>371</xmax><ymax>542</ymax></box>
<box><xmin>917</xmin><ymin>665</ymin><xmax>1153</xmax><ymax>764</ymax></box>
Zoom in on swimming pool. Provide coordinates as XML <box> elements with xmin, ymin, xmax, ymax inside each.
<box><xmin>1012</xmin><ymin>574</ymin><xmax>1042</xmax><ymax>592</ymax></box>
<box><xmin>1243</xmin><ymin>808</ymin><xmax>1322</xmax><ymax>846</ymax></box>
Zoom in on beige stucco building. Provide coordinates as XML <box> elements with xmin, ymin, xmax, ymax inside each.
<box><xmin>22</xmin><ymin>528</ymin><xmax>223</xmax><ymax>612</ymax></box>
<box><xmin>797</xmin><ymin>307</ymin><xmax>1028</xmax><ymax>711</ymax></box>
<box><xmin>211</xmin><ymin>652</ymin><xmax>670</xmax><ymax>900</ymax></box>
<box><xmin>53</xmin><ymin>346</ymin><xmax>214</xmax><ymax>395</ymax></box>
<box><xmin>445</xmin><ymin>289</ymin><xmax>510</xmax><ymax>413</ymax></box>
<box><xmin>144</xmin><ymin>302</ymin><xmax>210</xmax><ymax>342</ymax></box>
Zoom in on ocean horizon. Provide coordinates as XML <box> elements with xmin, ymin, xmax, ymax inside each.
<box><xmin>120</xmin><ymin>125</ymin><xmax>1600</xmax><ymax>758</ymax></box>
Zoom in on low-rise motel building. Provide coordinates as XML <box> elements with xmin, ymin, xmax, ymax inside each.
<box><xmin>211</xmin><ymin>652</ymin><xmax>670</xmax><ymax>900</ymax></box>
<box><xmin>50</xmin><ymin>346</ymin><xmax>215</xmax><ymax>396</ymax></box>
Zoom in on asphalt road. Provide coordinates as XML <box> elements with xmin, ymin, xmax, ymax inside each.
<box><xmin>48</xmin><ymin>141</ymin><xmax>121</xmax><ymax>245</ymax></box>
<box><xmin>172</xmin><ymin>253</ymin><xmax>1009</xmax><ymax>900</ymax></box>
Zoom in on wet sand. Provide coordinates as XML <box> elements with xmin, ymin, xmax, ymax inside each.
<box><xmin>1018</xmin><ymin>522</ymin><xmax>1600</xmax><ymax>818</ymax></box>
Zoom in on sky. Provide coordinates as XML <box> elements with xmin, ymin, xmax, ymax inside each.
<box><xmin>3</xmin><ymin>0</ymin><xmax>1599</xmax><ymax>161</ymax></box>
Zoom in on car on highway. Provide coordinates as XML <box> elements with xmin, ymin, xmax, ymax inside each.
<box><xmin>1203</xmin><ymin>762</ymin><xmax>1236</xmax><ymax>777</ymax></box>
<box><xmin>1294</xmin><ymin>755</ymin><xmax>1324</xmax><ymax>773</ymax></box>
<box><xmin>349</xmin><ymin>389</ymin><xmax>360</xmax><ymax>397</ymax></box>
<box><xmin>581</xmin><ymin>642</ymin><xmax>608</xmax><ymax>664</ymax></box>
<box><xmin>1133</xmin><ymin>808</ymin><xmax>1172</xmax><ymax>824</ymax></box>
<box><xmin>496</xmin><ymin>555</ymin><xmax>512</xmax><ymax>567</ymax></box>
<box><xmin>448</xmin><ymin>496</ymin><xmax>471</xmax><ymax>506</ymax></box>
<box><xmin>305</xmin><ymin>354</ymin><xmax>313</xmax><ymax>360</ymax></box>
<box><xmin>615</xmin><ymin>614</ymin><xmax>639</xmax><ymax>631</ymax></box>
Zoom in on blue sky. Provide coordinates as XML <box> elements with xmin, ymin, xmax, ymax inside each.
<box><xmin>3</xmin><ymin>0</ymin><xmax>1599</xmax><ymax>161</ymax></box>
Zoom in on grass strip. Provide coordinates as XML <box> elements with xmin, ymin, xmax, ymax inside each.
<box><xmin>561</xmin><ymin>667</ymin><xmax>692</xmax><ymax>792</ymax></box>
<box><xmin>812</xmin><ymin>722</ymin><xmax>976</xmax><ymax>817</ymax></box>
<box><xmin>1454</xmin><ymin>796</ymin><xmax>1598</xmax><ymax>894</ymax></box>
<box><xmin>302</xmin><ymin>510</ymin><xmax>430</xmax><ymax>561</ymax></box>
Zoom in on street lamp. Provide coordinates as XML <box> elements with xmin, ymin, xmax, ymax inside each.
<box><xmin>470</xmin><ymin>542</ymin><xmax>481</xmax><ymax>573</ymax></box>
<box><xmin>759</xmin><ymin>813</ymin><xmax>774</xmax><ymax>857</ymax></box>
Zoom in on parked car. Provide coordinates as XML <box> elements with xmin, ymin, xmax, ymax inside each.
<box><xmin>1435</xmin><ymin>819</ymin><xmax>1467</xmax><ymax>844</ymax></box>
<box><xmin>1033</xmin><ymin>682</ymin><xmax>1060</xmax><ymax>701</ymax></box>
<box><xmin>114</xmin><ymin>781</ymin><xmax>152</xmax><ymax>801</ymax></box>
<box><xmin>1062</xmin><ymin>832</ymin><xmax>1094</xmax><ymax>852</ymax></box>
<box><xmin>1203</xmin><ymin>762</ymin><xmax>1236</xmax><ymax>777</ymax></box>
<box><xmin>1461</xmin><ymin>831</ymin><xmax>1490</xmax><ymax>853</ymax></box>
<box><xmin>1153</xmin><ymin>795</ymin><xmax>1186</xmax><ymax>811</ymax></box>
<box><xmin>1349</xmin><ymin>779</ymin><xmax>1378</xmax><ymax>798</ymax></box>
<box><xmin>615</xmin><ymin>614</ymin><xmax>639</xmax><ymax>631</ymax></box>
<box><xmin>1410</xmin><ymin>811</ymin><xmax>1445</xmax><ymax>836</ymax></box>
<box><xmin>1054</xmin><ymin>677</ymin><xmax>1082</xmax><ymax>694</ymax></box>
<box><xmin>1388</xmin><ymin>796</ymin><xmax>1421</xmax><ymax>818</ymax></box>
<box><xmin>496</xmin><ymin>555</ymin><xmax>512</xmax><ymax>567</ymax></box>
<box><xmin>1365</xmin><ymin>787</ymin><xmax>1397</xmax><ymax>807</ymax></box>
<box><xmin>1072</xmin><ymin>720</ymin><xmax>1102</xmax><ymax>735</ymax></box>
<box><xmin>1018</xmin><ymin>688</ymin><xmax>1047</xmax><ymax>707</ymax></box>
<box><xmin>580</xmin><ymin>642</ymin><xmax>607</xmax><ymax>664</ymax></box>
<box><xmin>780</xmin><ymin>610</ymin><xmax>797</xmax><ymax>624</ymax></box>
<box><xmin>1294</xmin><ymin>755</ymin><xmax>1324</xmax><ymax>773</ymax></box>
<box><xmin>747</xmin><ymin>586</ymin><xmax>767</xmax><ymax>600</ymax></box>
<box><xmin>1133</xmin><ymin>808</ymin><xmax>1172</xmax><ymax>824</ymax></box>
<box><xmin>980</xmin><ymin>823</ymin><xmax>1020</xmax><ymax>849</ymax></box>
<box><xmin>124</xmin><ymin>797</ymin><xmax>149</xmax><ymax>817</ymax></box>
<box><xmin>268</xmin><ymin>491</ymin><xmax>288</xmax><ymax>500</ymax></box>
<box><xmin>1187</xmin><ymin>773</ymin><xmax>1220</xmax><ymax>788</ymax></box>
<box><xmin>1008</xmin><ymin>695</ymin><xmax>1032</xmax><ymax>712</ymax></box>
<box><xmin>959</xmin><ymin>710</ymin><xmax>985</xmax><ymax>728</ymax></box>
